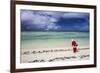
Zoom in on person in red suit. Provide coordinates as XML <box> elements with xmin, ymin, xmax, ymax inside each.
<box><xmin>71</xmin><ymin>39</ymin><xmax>78</xmax><ymax>53</ymax></box>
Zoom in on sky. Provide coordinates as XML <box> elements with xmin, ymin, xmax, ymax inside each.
<box><xmin>21</xmin><ymin>9</ymin><xmax>89</xmax><ymax>32</ymax></box>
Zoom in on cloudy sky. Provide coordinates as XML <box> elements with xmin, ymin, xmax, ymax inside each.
<box><xmin>21</xmin><ymin>9</ymin><xmax>89</xmax><ymax>32</ymax></box>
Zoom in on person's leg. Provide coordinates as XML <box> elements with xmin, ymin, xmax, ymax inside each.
<box><xmin>72</xmin><ymin>46</ymin><xmax>74</xmax><ymax>53</ymax></box>
<box><xmin>74</xmin><ymin>47</ymin><xmax>77</xmax><ymax>53</ymax></box>
<box><xmin>73</xmin><ymin>46</ymin><xmax>75</xmax><ymax>53</ymax></box>
<box><xmin>73</xmin><ymin>46</ymin><xmax>77</xmax><ymax>53</ymax></box>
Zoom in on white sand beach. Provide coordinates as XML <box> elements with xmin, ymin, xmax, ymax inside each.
<box><xmin>21</xmin><ymin>47</ymin><xmax>89</xmax><ymax>63</ymax></box>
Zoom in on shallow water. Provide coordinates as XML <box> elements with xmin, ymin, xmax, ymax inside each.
<box><xmin>21</xmin><ymin>32</ymin><xmax>89</xmax><ymax>49</ymax></box>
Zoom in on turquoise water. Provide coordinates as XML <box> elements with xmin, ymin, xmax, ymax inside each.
<box><xmin>21</xmin><ymin>32</ymin><xmax>89</xmax><ymax>49</ymax></box>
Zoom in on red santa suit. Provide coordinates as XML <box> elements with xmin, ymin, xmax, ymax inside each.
<box><xmin>72</xmin><ymin>40</ymin><xmax>78</xmax><ymax>53</ymax></box>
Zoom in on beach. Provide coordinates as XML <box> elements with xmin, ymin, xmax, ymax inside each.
<box><xmin>21</xmin><ymin>32</ymin><xmax>89</xmax><ymax>63</ymax></box>
<box><xmin>21</xmin><ymin>48</ymin><xmax>89</xmax><ymax>63</ymax></box>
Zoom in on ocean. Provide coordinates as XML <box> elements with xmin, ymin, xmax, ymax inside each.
<box><xmin>21</xmin><ymin>32</ymin><xmax>89</xmax><ymax>49</ymax></box>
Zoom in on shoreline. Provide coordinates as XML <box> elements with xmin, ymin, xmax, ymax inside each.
<box><xmin>21</xmin><ymin>47</ymin><xmax>90</xmax><ymax>63</ymax></box>
<box><xmin>21</xmin><ymin>48</ymin><xmax>89</xmax><ymax>55</ymax></box>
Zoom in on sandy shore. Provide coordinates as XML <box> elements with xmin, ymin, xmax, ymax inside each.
<box><xmin>21</xmin><ymin>48</ymin><xmax>89</xmax><ymax>63</ymax></box>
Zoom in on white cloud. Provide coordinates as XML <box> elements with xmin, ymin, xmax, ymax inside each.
<box><xmin>21</xmin><ymin>10</ymin><xmax>34</xmax><ymax>21</ymax></box>
<box><xmin>45</xmin><ymin>23</ymin><xmax>60</xmax><ymax>30</ymax></box>
<box><xmin>21</xmin><ymin>10</ymin><xmax>60</xmax><ymax>30</ymax></box>
<box><xmin>62</xmin><ymin>12</ymin><xmax>87</xmax><ymax>18</ymax></box>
